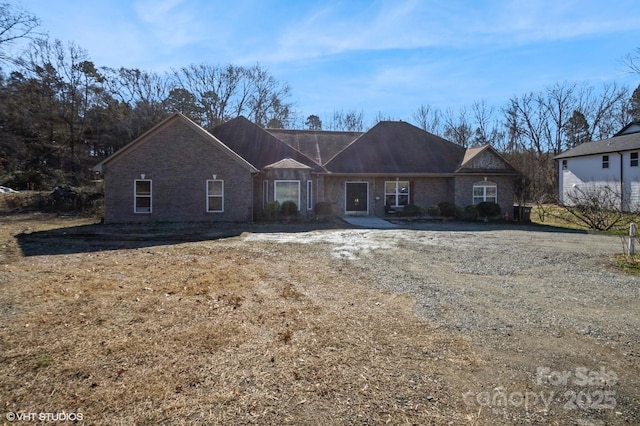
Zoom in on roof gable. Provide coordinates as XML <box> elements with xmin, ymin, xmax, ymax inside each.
<box><xmin>616</xmin><ymin>122</ymin><xmax>640</xmax><ymax>136</ymax></box>
<box><xmin>93</xmin><ymin>112</ymin><xmax>257</xmax><ymax>173</ymax></box>
<box><xmin>211</xmin><ymin>117</ymin><xmax>324</xmax><ymax>172</ymax></box>
<box><xmin>264</xmin><ymin>158</ymin><xmax>312</xmax><ymax>169</ymax></box>
<box><xmin>457</xmin><ymin>145</ymin><xmax>519</xmax><ymax>173</ymax></box>
<box><xmin>325</xmin><ymin>121</ymin><xmax>466</xmax><ymax>174</ymax></box>
<box><xmin>266</xmin><ymin>128</ymin><xmax>361</xmax><ymax>166</ymax></box>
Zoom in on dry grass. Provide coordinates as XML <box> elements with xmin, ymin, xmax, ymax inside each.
<box><xmin>0</xmin><ymin>215</ymin><xmax>480</xmax><ymax>425</ymax></box>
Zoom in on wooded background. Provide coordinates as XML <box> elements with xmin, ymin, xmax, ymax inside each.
<box><xmin>0</xmin><ymin>3</ymin><xmax>639</xmax><ymax>204</ymax></box>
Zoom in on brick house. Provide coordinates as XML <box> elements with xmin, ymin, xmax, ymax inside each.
<box><xmin>94</xmin><ymin>112</ymin><xmax>520</xmax><ymax>223</ymax></box>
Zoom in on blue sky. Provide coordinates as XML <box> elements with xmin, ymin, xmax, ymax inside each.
<box><xmin>13</xmin><ymin>0</ymin><xmax>640</xmax><ymax>127</ymax></box>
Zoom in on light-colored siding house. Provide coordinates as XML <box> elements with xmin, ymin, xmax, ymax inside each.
<box><xmin>555</xmin><ymin>122</ymin><xmax>640</xmax><ymax>212</ymax></box>
<box><xmin>94</xmin><ymin>113</ymin><xmax>521</xmax><ymax>223</ymax></box>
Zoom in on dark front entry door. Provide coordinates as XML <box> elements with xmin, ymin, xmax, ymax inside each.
<box><xmin>345</xmin><ymin>182</ymin><xmax>368</xmax><ymax>213</ymax></box>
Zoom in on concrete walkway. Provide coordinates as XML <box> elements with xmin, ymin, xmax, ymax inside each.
<box><xmin>341</xmin><ymin>216</ymin><xmax>398</xmax><ymax>229</ymax></box>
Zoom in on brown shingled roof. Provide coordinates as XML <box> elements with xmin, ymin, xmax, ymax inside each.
<box><xmin>266</xmin><ymin>129</ymin><xmax>361</xmax><ymax>166</ymax></box>
<box><xmin>210</xmin><ymin>117</ymin><xmax>324</xmax><ymax>172</ymax></box>
<box><xmin>325</xmin><ymin>121</ymin><xmax>466</xmax><ymax>174</ymax></box>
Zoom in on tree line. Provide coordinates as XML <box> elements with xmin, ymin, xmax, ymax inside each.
<box><xmin>0</xmin><ymin>2</ymin><xmax>639</xmax><ymax>203</ymax></box>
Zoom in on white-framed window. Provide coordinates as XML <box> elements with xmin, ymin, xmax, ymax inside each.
<box><xmin>385</xmin><ymin>180</ymin><xmax>410</xmax><ymax>207</ymax></box>
<box><xmin>307</xmin><ymin>180</ymin><xmax>313</xmax><ymax>210</ymax></box>
<box><xmin>602</xmin><ymin>155</ymin><xmax>609</xmax><ymax>169</ymax></box>
<box><xmin>274</xmin><ymin>180</ymin><xmax>300</xmax><ymax>209</ymax></box>
<box><xmin>631</xmin><ymin>152</ymin><xmax>638</xmax><ymax>167</ymax></box>
<box><xmin>562</xmin><ymin>159</ymin><xmax>568</xmax><ymax>170</ymax></box>
<box><xmin>206</xmin><ymin>179</ymin><xmax>224</xmax><ymax>212</ymax></box>
<box><xmin>134</xmin><ymin>179</ymin><xmax>152</xmax><ymax>213</ymax></box>
<box><xmin>473</xmin><ymin>181</ymin><xmax>497</xmax><ymax>204</ymax></box>
<box><xmin>263</xmin><ymin>180</ymin><xmax>269</xmax><ymax>207</ymax></box>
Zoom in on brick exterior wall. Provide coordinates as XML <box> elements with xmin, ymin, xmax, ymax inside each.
<box><xmin>454</xmin><ymin>175</ymin><xmax>516</xmax><ymax>214</ymax></box>
<box><xmin>322</xmin><ymin>176</ymin><xmax>456</xmax><ymax>216</ymax></box>
<box><xmin>255</xmin><ymin>168</ymin><xmax>314</xmax><ymax>219</ymax></box>
<box><xmin>102</xmin><ymin>119</ymin><xmax>254</xmax><ymax>223</ymax></box>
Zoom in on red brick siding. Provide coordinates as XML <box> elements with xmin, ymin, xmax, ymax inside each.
<box><xmin>103</xmin><ymin>120</ymin><xmax>254</xmax><ymax>223</ymax></box>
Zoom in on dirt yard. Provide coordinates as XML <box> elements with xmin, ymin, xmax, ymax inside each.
<box><xmin>0</xmin><ymin>214</ymin><xmax>638</xmax><ymax>425</ymax></box>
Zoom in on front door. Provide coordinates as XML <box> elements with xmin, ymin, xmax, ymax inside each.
<box><xmin>345</xmin><ymin>182</ymin><xmax>368</xmax><ymax>215</ymax></box>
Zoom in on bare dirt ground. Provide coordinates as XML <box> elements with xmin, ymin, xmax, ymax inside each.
<box><xmin>0</xmin><ymin>214</ymin><xmax>638</xmax><ymax>425</ymax></box>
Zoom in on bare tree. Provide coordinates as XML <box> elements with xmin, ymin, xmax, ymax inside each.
<box><xmin>328</xmin><ymin>109</ymin><xmax>365</xmax><ymax>131</ymax></box>
<box><xmin>411</xmin><ymin>104</ymin><xmax>441</xmax><ymax>135</ymax></box>
<box><xmin>623</xmin><ymin>47</ymin><xmax>640</xmax><ymax>75</ymax></box>
<box><xmin>171</xmin><ymin>64</ymin><xmax>245</xmax><ymax>128</ymax></box>
<box><xmin>471</xmin><ymin>100</ymin><xmax>505</xmax><ymax>148</ymax></box>
<box><xmin>443</xmin><ymin>107</ymin><xmax>473</xmax><ymax>147</ymax></box>
<box><xmin>577</xmin><ymin>82</ymin><xmax>630</xmax><ymax>140</ymax></box>
<box><xmin>561</xmin><ymin>183</ymin><xmax>626</xmax><ymax>230</ymax></box>
<box><xmin>246</xmin><ymin>64</ymin><xmax>292</xmax><ymax>128</ymax></box>
<box><xmin>101</xmin><ymin>67</ymin><xmax>170</xmax><ymax>140</ymax></box>
<box><xmin>0</xmin><ymin>2</ymin><xmax>41</xmax><ymax>64</ymax></box>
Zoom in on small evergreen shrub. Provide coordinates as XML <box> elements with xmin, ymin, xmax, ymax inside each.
<box><xmin>464</xmin><ymin>204</ymin><xmax>478</xmax><ymax>221</ymax></box>
<box><xmin>264</xmin><ymin>201</ymin><xmax>280</xmax><ymax>220</ymax></box>
<box><xmin>314</xmin><ymin>201</ymin><xmax>333</xmax><ymax>216</ymax></box>
<box><xmin>454</xmin><ymin>205</ymin><xmax>465</xmax><ymax>220</ymax></box>
<box><xmin>427</xmin><ymin>204</ymin><xmax>441</xmax><ymax>216</ymax></box>
<box><xmin>400</xmin><ymin>203</ymin><xmax>424</xmax><ymax>217</ymax></box>
<box><xmin>437</xmin><ymin>201</ymin><xmax>457</xmax><ymax>218</ymax></box>
<box><xmin>280</xmin><ymin>200</ymin><xmax>298</xmax><ymax>216</ymax></box>
<box><xmin>477</xmin><ymin>201</ymin><xmax>501</xmax><ymax>219</ymax></box>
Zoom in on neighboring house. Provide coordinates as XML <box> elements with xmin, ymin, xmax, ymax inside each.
<box><xmin>94</xmin><ymin>112</ymin><xmax>520</xmax><ymax>223</ymax></box>
<box><xmin>555</xmin><ymin>122</ymin><xmax>640</xmax><ymax>211</ymax></box>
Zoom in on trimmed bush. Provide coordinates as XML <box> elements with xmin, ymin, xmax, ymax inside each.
<box><xmin>437</xmin><ymin>201</ymin><xmax>457</xmax><ymax>218</ymax></box>
<box><xmin>314</xmin><ymin>201</ymin><xmax>333</xmax><ymax>216</ymax></box>
<box><xmin>264</xmin><ymin>201</ymin><xmax>280</xmax><ymax>220</ymax></box>
<box><xmin>464</xmin><ymin>204</ymin><xmax>478</xmax><ymax>221</ymax></box>
<box><xmin>280</xmin><ymin>200</ymin><xmax>298</xmax><ymax>216</ymax></box>
<box><xmin>477</xmin><ymin>201</ymin><xmax>501</xmax><ymax>219</ymax></box>
<box><xmin>427</xmin><ymin>204</ymin><xmax>441</xmax><ymax>216</ymax></box>
<box><xmin>454</xmin><ymin>205</ymin><xmax>465</xmax><ymax>220</ymax></box>
<box><xmin>400</xmin><ymin>203</ymin><xmax>424</xmax><ymax>217</ymax></box>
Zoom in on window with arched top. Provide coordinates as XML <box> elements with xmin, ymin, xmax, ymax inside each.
<box><xmin>473</xmin><ymin>181</ymin><xmax>497</xmax><ymax>204</ymax></box>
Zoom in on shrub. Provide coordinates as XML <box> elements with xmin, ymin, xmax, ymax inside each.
<box><xmin>400</xmin><ymin>203</ymin><xmax>424</xmax><ymax>217</ymax></box>
<box><xmin>264</xmin><ymin>201</ymin><xmax>280</xmax><ymax>220</ymax></box>
<box><xmin>314</xmin><ymin>201</ymin><xmax>333</xmax><ymax>216</ymax></box>
<box><xmin>437</xmin><ymin>201</ymin><xmax>457</xmax><ymax>218</ymax></box>
<box><xmin>280</xmin><ymin>200</ymin><xmax>298</xmax><ymax>216</ymax></box>
<box><xmin>477</xmin><ymin>201</ymin><xmax>501</xmax><ymax>219</ymax></box>
<box><xmin>427</xmin><ymin>204</ymin><xmax>441</xmax><ymax>216</ymax></box>
<box><xmin>454</xmin><ymin>205</ymin><xmax>465</xmax><ymax>220</ymax></box>
<box><xmin>464</xmin><ymin>204</ymin><xmax>478</xmax><ymax>221</ymax></box>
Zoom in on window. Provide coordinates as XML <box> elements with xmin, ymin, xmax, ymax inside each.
<box><xmin>632</xmin><ymin>152</ymin><xmax>638</xmax><ymax>167</ymax></box>
<box><xmin>274</xmin><ymin>180</ymin><xmax>300</xmax><ymax>209</ymax></box>
<box><xmin>206</xmin><ymin>179</ymin><xmax>224</xmax><ymax>212</ymax></box>
<box><xmin>473</xmin><ymin>181</ymin><xmax>497</xmax><ymax>204</ymax></box>
<box><xmin>307</xmin><ymin>180</ymin><xmax>313</xmax><ymax>210</ymax></box>
<box><xmin>562</xmin><ymin>159</ymin><xmax>568</xmax><ymax>170</ymax></box>
<box><xmin>602</xmin><ymin>155</ymin><xmax>609</xmax><ymax>169</ymax></box>
<box><xmin>134</xmin><ymin>179</ymin><xmax>152</xmax><ymax>213</ymax></box>
<box><xmin>385</xmin><ymin>181</ymin><xmax>410</xmax><ymax>207</ymax></box>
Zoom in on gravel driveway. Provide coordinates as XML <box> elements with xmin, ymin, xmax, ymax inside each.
<box><xmin>245</xmin><ymin>222</ymin><xmax>640</xmax><ymax>424</ymax></box>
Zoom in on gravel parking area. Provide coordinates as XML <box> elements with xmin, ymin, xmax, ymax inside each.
<box><xmin>246</xmin><ymin>223</ymin><xmax>640</xmax><ymax>424</ymax></box>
